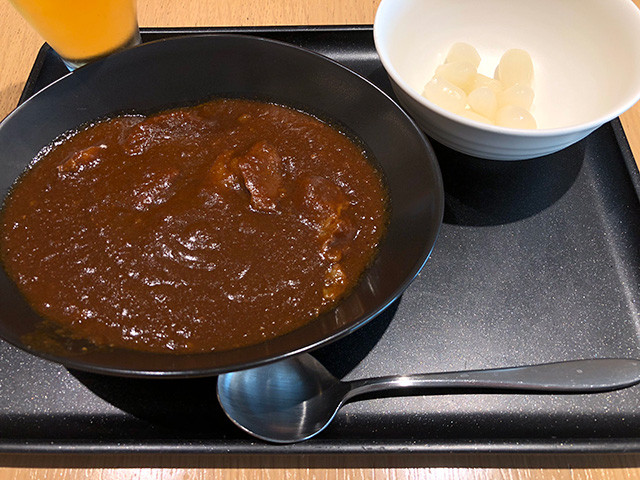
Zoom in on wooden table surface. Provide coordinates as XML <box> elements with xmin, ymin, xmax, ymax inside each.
<box><xmin>1</xmin><ymin>1</ymin><xmax>640</xmax><ymax>479</ymax></box>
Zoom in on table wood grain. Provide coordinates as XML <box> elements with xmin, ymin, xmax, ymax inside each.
<box><xmin>1</xmin><ymin>1</ymin><xmax>640</xmax><ymax>478</ymax></box>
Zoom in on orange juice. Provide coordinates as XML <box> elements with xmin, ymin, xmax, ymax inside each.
<box><xmin>9</xmin><ymin>0</ymin><xmax>138</xmax><ymax>65</ymax></box>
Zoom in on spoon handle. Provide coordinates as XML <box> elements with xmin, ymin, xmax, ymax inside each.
<box><xmin>345</xmin><ymin>358</ymin><xmax>640</xmax><ymax>400</ymax></box>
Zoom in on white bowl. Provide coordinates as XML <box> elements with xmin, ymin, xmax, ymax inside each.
<box><xmin>374</xmin><ymin>0</ymin><xmax>640</xmax><ymax>160</ymax></box>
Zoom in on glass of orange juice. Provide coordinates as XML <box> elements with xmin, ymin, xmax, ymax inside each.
<box><xmin>9</xmin><ymin>0</ymin><xmax>140</xmax><ymax>70</ymax></box>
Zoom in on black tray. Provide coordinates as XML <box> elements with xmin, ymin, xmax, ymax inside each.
<box><xmin>2</xmin><ymin>26</ymin><xmax>640</xmax><ymax>454</ymax></box>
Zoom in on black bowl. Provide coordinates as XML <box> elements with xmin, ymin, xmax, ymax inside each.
<box><xmin>0</xmin><ymin>35</ymin><xmax>443</xmax><ymax>377</ymax></box>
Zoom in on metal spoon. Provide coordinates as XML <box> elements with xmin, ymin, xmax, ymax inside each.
<box><xmin>217</xmin><ymin>354</ymin><xmax>640</xmax><ymax>443</ymax></box>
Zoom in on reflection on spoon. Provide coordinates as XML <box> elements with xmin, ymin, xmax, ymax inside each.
<box><xmin>217</xmin><ymin>354</ymin><xmax>640</xmax><ymax>443</ymax></box>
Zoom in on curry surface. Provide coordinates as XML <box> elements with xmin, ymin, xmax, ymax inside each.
<box><xmin>0</xmin><ymin>99</ymin><xmax>388</xmax><ymax>353</ymax></box>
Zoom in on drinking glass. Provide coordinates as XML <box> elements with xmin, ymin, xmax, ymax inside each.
<box><xmin>9</xmin><ymin>0</ymin><xmax>141</xmax><ymax>70</ymax></box>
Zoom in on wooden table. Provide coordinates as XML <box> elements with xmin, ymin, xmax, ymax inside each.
<box><xmin>1</xmin><ymin>1</ymin><xmax>639</xmax><ymax>478</ymax></box>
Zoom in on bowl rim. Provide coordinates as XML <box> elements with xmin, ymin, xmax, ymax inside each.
<box><xmin>373</xmin><ymin>0</ymin><xmax>640</xmax><ymax>137</ymax></box>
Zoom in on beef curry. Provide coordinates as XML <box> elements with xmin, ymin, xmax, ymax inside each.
<box><xmin>0</xmin><ymin>99</ymin><xmax>388</xmax><ymax>353</ymax></box>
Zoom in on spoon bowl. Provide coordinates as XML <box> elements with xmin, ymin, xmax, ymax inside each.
<box><xmin>217</xmin><ymin>354</ymin><xmax>347</xmax><ymax>443</ymax></box>
<box><xmin>217</xmin><ymin>353</ymin><xmax>640</xmax><ymax>443</ymax></box>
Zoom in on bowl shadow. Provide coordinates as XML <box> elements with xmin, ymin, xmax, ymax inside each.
<box><xmin>433</xmin><ymin>140</ymin><xmax>585</xmax><ymax>226</ymax></box>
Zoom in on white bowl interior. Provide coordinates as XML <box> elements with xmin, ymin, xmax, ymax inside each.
<box><xmin>376</xmin><ymin>0</ymin><xmax>640</xmax><ymax>130</ymax></box>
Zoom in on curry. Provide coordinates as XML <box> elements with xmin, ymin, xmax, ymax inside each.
<box><xmin>0</xmin><ymin>99</ymin><xmax>388</xmax><ymax>353</ymax></box>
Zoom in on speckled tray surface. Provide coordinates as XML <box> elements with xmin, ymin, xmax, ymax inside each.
<box><xmin>1</xmin><ymin>26</ymin><xmax>640</xmax><ymax>454</ymax></box>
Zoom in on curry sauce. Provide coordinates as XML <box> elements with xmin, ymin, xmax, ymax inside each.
<box><xmin>0</xmin><ymin>99</ymin><xmax>388</xmax><ymax>353</ymax></box>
